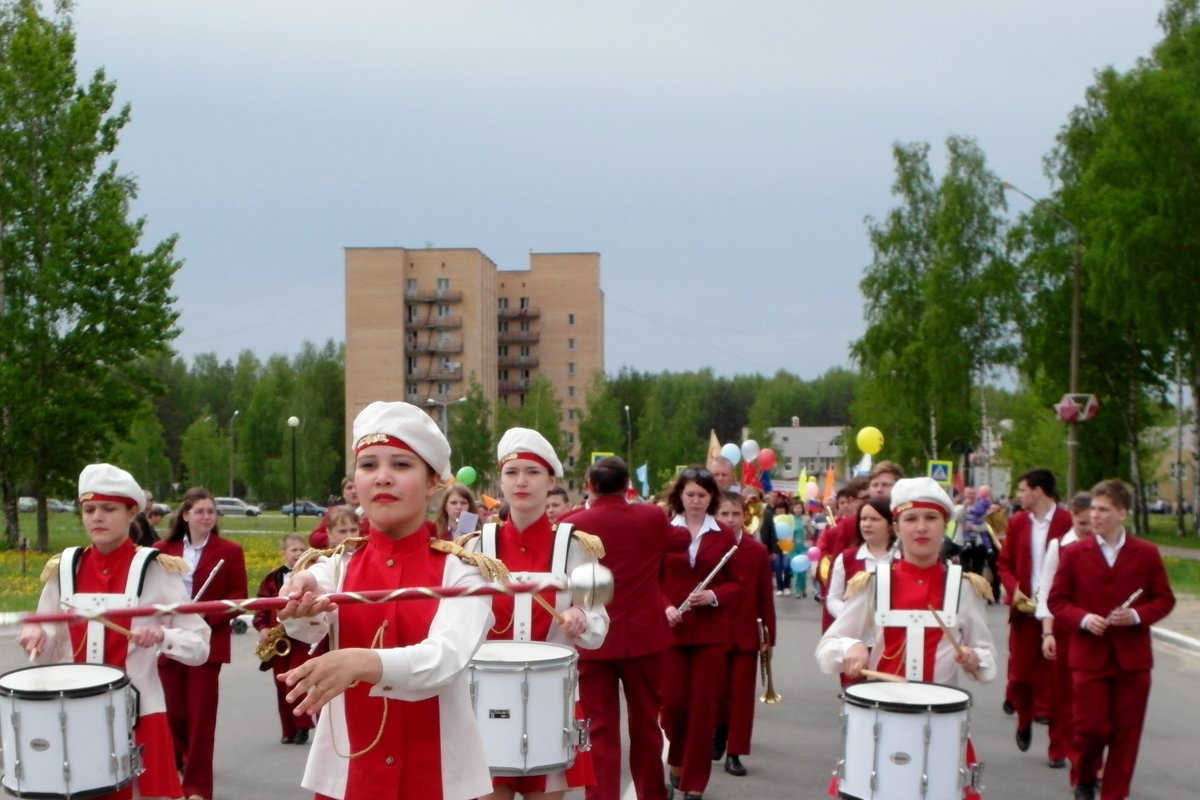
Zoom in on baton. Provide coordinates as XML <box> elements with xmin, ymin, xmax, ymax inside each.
<box><xmin>678</xmin><ymin>544</ymin><xmax>739</xmax><ymax>614</ymax></box>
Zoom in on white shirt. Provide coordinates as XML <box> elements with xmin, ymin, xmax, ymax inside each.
<box><xmin>1029</xmin><ymin>506</ymin><xmax>1054</xmax><ymax>597</ymax></box>
<box><xmin>825</xmin><ymin>543</ymin><xmax>896</xmax><ymax>619</ymax></box>
<box><xmin>1035</xmin><ymin>529</ymin><xmax>1080</xmax><ymax>620</ymax></box>
<box><xmin>181</xmin><ymin>535</ymin><xmax>208</xmax><ymax>596</ymax></box>
<box><xmin>671</xmin><ymin>513</ymin><xmax>722</xmax><ymax>568</ymax></box>
<box><xmin>1097</xmin><ymin>529</ymin><xmax>1127</xmax><ymax>567</ymax></box>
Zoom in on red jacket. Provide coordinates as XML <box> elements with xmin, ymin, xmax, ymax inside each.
<box><xmin>561</xmin><ymin>496</ymin><xmax>690</xmax><ymax>660</ymax></box>
<box><xmin>997</xmin><ymin>506</ymin><xmax>1073</xmax><ymax>619</ymax></box>
<box><xmin>155</xmin><ymin>532</ymin><xmax>248</xmax><ymax>664</ymax></box>
<box><xmin>728</xmin><ymin>534</ymin><xmax>776</xmax><ymax>651</ymax></box>
<box><xmin>1047</xmin><ymin>534</ymin><xmax>1175</xmax><ymax>672</ymax></box>
<box><xmin>660</xmin><ymin>520</ymin><xmax>742</xmax><ymax>647</ymax></box>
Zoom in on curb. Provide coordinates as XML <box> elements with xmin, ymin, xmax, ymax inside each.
<box><xmin>1151</xmin><ymin>624</ymin><xmax>1200</xmax><ymax>655</ymax></box>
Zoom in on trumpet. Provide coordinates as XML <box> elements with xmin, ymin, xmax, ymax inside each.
<box><xmin>255</xmin><ymin>623</ymin><xmax>292</xmax><ymax>662</ymax></box>
<box><xmin>744</xmin><ymin>496</ymin><xmax>764</xmax><ymax>537</ymax></box>
<box><xmin>758</xmin><ymin>618</ymin><xmax>782</xmax><ymax>704</ymax></box>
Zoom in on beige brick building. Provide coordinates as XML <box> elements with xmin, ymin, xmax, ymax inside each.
<box><xmin>345</xmin><ymin>247</ymin><xmax>604</xmax><ymax>480</ymax></box>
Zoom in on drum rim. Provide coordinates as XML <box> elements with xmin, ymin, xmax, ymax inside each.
<box><xmin>0</xmin><ymin>776</ymin><xmax>134</xmax><ymax>798</ymax></box>
<box><xmin>841</xmin><ymin>680</ymin><xmax>972</xmax><ymax>713</ymax></box>
<box><xmin>471</xmin><ymin>641</ymin><xmax>578</xmax><ymax>670</ymax></box>
<box><xmin>0</xmin><ymin>663</ymin><xmax>132</xmax><ymax>700</ymax></box>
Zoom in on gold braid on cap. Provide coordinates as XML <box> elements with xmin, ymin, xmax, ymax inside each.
<box><xmin>429</xmin><ymin>538</ymin><xmax>511</xmax><ymax>583</ymax></box>
<box><xmin>39</xmin><ymin>554</ymin><xmax>62</xmax><ymax>584</ymax></box>
<box><xmin>964</xmin><ymin>571</ymin><xmax>995</xmax><ymax>602</ymax></box>
<box><xmin>568</xmin><ymin>528</ymin><xmax>606</xmax><ymax>559</ymax></box>
<box><xmin>845</xmin><ymin>570</ymin><xmax>875</xmax><ymax>598</ymax></box>
<box><xmin>293</xmin><ymin>537</ymin><xmax>370</xmax><ymax>574</ymax></box>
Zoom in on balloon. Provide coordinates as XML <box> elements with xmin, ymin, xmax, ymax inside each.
<box><xmin>856</xmin><ymin>426</ymin><xmax>884</xmax><ymax>456</ymax></box>
<box><xmin>790</xmin><ymin>555</ymin><xmax>811</xmax><ymax>573</ymax></box>
<box><xmin>805</xmin><ymin>482</ymin><xmax>819</xmax><ymax>501</ymax></box>
<box><xmin>757</xmin><ymin>448</ymin><xmax>777</xmax><ymax>471</ymax></box>
<box><xmin>779</xmin><ymin>538</ymin><xmax>795</xmax><ymax>554</ymax></box>
<box><xmin>455</xmin><ymin>466</ymin><xmax>477</xmax><ymax>486</ymax></box>
<box><xmin>774</xmin><ymin>518</ymin><xmax>794</xmax><ymax>541</ymax></box>
<box><xmin>740</xmin><ymin>439</ymin><xmax>761</xmax><ymax>462</ymax></box>
<box><xmin>807</xmin><ymin>546</ymin><xmax>821</xmax><ymax>562</ymax></box>
<box><xmin>720</xmin><ymin>442</ymin><xmax>742</xmax><ymax>466</ymax></box>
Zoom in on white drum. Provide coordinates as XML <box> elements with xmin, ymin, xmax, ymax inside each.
<box><xmin>469</xmin><ymin>641</ymin><xmax>587</xmax><ymax>776</ymax></box>
<box><xmin>0</xmin><ymin>663</ymin><xmax>140</xmax><ymax>798</ymax></box>
<box><xmin>838</xmin><ymin>681</ymin><xmax>973</xmax><ymax>800</ymax></box>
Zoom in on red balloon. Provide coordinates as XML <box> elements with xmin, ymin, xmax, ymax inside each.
<box><xmin>757</xmin><ymin>448</ymin><xmax>777</xmax><ymax>471</ymax></box>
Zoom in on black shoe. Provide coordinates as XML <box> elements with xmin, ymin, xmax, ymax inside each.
<box><xmin>291</xmin><ymin>729</ymin><xmax>309</xmax><ymax>744</ymax></box>
<box><xmin>1073</xmin><ymin>784</ymin><xmax>1097</xmax><ymax>800</ymax></box>
<box><xmin>724</xmin><ymin>755</ymin><xmax>747</xmax><ymax>776</ymax></box>
<box><xmin>711</xmin><ymin>725</ymin><xmax>728</xmax><ymax>761</ymax></box>
<box><xmin>667</xmin><ymin>773</ymin><xmax>679</xmax><ymax>799</ymax></box>
<box><xmin>1034</xmin><ymin>715</ymin><xmax>1050</xmax><ymax>725</ymax></box>
<box><xmin>280</xmin><ymin>736</ymin><xmax>291</xmax><ymax>745</ymax></box>
<box><xmin>1016</xmin><ymin>726</ymin><xmax>1032</xmax><ymax>752</ymax></box>
<box><xmin>1048</xmin><ymin>758</ymin><xmax>1068</xmax><ymax>769</ymax></box>
<box><xmin>1002</xmin><ymin>699</ymin><xmax>1015</xmax><ymax>716</ymax></box>
<box><xmin>683</xmin><ymin>795</ymin><xmax>703</xmax><ymax>800</ymax></box>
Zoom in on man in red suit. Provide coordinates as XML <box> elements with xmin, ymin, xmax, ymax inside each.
<box><xmin>1048</xmin><ymin>479</ymin><xmax>1175</xmax><ymax>800</ymax></box>
<box><xmin>567</xmin><ymin>458</ymin><xmax>690</xmax><ymax>800</ymax></box>
<box><xmin>996</xmin><ymin>467</ymin><xmax>1073</xmax><ymax>761</ymax></box>
<box><xmin>712</xmin><ymin>492</ymin><xmax>776</xmax><ymax>778</ymax></box>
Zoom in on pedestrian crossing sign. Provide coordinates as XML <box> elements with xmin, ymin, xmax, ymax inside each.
<box><xmin>927</xmin><ymin>460</ymin><xmax>953</xmax><ymax>487</ymax></box>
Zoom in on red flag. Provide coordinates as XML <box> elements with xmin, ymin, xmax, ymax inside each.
<box><xmin>742</xmin><ymin>461</ymin><xmax>763</xmax><ymax>491</ymax></box>
<box><xmin>953</xmin><ymin>469</ymin><xmax>965</xmax><ymax>496</ymax></box>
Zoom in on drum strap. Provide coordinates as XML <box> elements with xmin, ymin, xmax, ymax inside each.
<box><xmin>875</xmin><ymin>564</ymin><xmax>963</xmax><ymax>681</ymax></box>
<box><xmin>480</xmin><ymin>521</ymin><xmax>574</xmax><ymax>642</ymax></box>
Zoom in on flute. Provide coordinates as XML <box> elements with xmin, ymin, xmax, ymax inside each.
<box><xmin>1106</xmin><ymin>588</ymin><xmax>1143</xmax><ymax>622</ymax></box>
<box><xmin>678</xmin><ymin>545</ymin><xmax>739</xmax><ymax>615</ymax></box>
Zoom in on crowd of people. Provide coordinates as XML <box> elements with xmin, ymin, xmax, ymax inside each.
<box><xmin>12</xmin><ymin>402</ymin><xmax>1178</xmax><ymax>800</ymax></box>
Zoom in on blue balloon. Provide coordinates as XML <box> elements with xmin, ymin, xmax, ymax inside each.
<box><xmin>774</xmin><ymin>518</ymin><xmax>794</xmax><ymax>541</ymax></box>
<box><xmin>790</xmin><ymin>554</ymin><xmax>811</xmax><ymax>573</ymax></box>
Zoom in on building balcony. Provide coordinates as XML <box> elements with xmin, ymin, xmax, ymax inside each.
<box><xmin>498</xmin><ymin>355</ymin><xmax>539</xmax><ymax>368</ymax></box>
<box><xmin>405</xmin><ymin>289</ymin><xmax>463</xmax><ymax>303</ymax></box>
<box><xmin>404</xmin><ymin>341</ymin><xmax>464</xmax><ymax>355</ymax></box>
<box><xmin>406</xmin><ymin>366</ymin><xmax>463</xmax><ymax>381</ymax></box>
<box><xmin>498</xmin><ymin>379</ymin><xmax>532</xmax><ymax>394</ymax></box>
<box><xmin>406</xmin><ymin>314</ymin><xmax>462</xmax><ymax>330</ymax></box>
<box><xmin>498</xmin><ymin>330</ymin><xmax>540</xmax><ymax>344</ymax></box>
<box><xmin>497</xmin><ymin>306</ymin><xmax>541</xmax><ymax>320</ymax></box>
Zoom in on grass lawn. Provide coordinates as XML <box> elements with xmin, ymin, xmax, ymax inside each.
<box><xmin>1143</xmin><ymin>514</ymin><xmax>1200</xmax><ymax>549</ymax></box>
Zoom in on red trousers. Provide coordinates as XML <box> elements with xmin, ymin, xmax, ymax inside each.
<box><xmin>160</xmin><ymin>659</ymin><xmax>222</xmax><ymax>800</ymax></box>
<box><xmin>1007</xmin><ymin>615</ymin><xmax>1054</xmax><ymax>732</ymax></box>
<box><xmin>268</xmin><ymin>643</ymin><xmax>319</xmax><ymax>738</ymax></box>
<box><xmin>579</xmin><ymin>653</ymin><xmax>668</xmax><ymax>800</ymax></box>
<box><xmin>1072</xmin><ymin>662</ymin><xmax>1151</xmax><ymax>800</ymax></box>
<box><xmin>1048</xmin><ymin>626</ymin><xmax>1075</xmax><ymax>768</ymax></box>
<box><xmin>716</xmin><ymin>650</ymin><xmax>759</xmax><ymax>756</ymax></box>
<box><xmin>661</xmin><ymin>644</ymin><xmax>726</xmax><ymax>795</ymax></box>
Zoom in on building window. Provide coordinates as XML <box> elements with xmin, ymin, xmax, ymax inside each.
<box><xmin>521</xmin><ymin>369</ymin><xmax>530</xmax><ymax>380</ymax></box>
<box><xmin>437</xmin><ymin>303</ymin><xmax>450</xmax><ymax>317</ymax></box>
<box><xmin>437</xmin><ymin>278</ymin><xmax>450</xmax><ymax>290</ymax></box>
<box><xmin>567</xmin><ymin>362</ymin><xmax>575</xmax><ymax>376</ymax></box>
<box><xmin>568</xmin><ymin>385</ymin><xmax>575</xmax><ymax>398</ymax></box>
<box><xmin>498</xmin><ymin>297</ymin><xmax>509</xmax><ymax>309</ymax></box>
<box><xmin>406</xmin><ymin>278</ymin><xmax>417</xmax><ymax>291</ymax></box>
<box><xmin>520</xmin><ymin>296</ymin><xmax>530</xmax><ymax>309</ymax></box>
<box><xmin>498</xmin><ymin>320</ymin><xmax>509</xmax><ymax>332</ymax></box>
<box><xmin>520</xmin><ymin>320</ymin><xmax>530</xmax><ymax>331</ymax></box>
<box><xmin>406</xmin><ymin>305</ymin><xmax>418</xmax><ymax>322</ymax></box>
<box><xmin>437</xmin><ymin>382</ymin><xmax>450</xmax><ymax>395</ymax></box>
<box><xmin>567</xmin><ymin>432</ymin><xmax>575</xmax><ymax>445</ymax></box>
<box><xmin>500</xmin><ymin>369</ymin><xmax>509</xmax><ymax>380</ymax></box>
<box><xmin>520</xmin><ymin>345</ymin><xmax>531</xmax><ymax>357</ymax></box>
<box><xmin>567</xmin><ymin>409</ymin><xmax>576</xmax><ymax>420</ymax></box>
<box><xmin>568</xmin><ymin>313</ymin><xmax>575</xmax><ymax>325</ymax></box>
<box><xmin>568</xmin><ymin>456</ymin><xmax>576</xmax><ymax>468</ymax></box>
<box><xmin>568</xmin><ymin>338</ymin><xmax>575</xmax><ymax>351</ymax></box>
<box><xmin>498</xmin><ymin>345</ymin><xmax>509</xmax><ymax>357</ymax></box>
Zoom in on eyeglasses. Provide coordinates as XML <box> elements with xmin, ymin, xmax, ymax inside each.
<box><xmin>680</xmin><ymin>468</ymin><xmax>713</xmax><ymax>480</ymax></box>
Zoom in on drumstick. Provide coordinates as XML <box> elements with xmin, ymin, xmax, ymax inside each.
<box><xmin>97</xmin><ymin>617</ymin><xmax>135</xmax><ymax>639</ymax></box>
<box><xmin>861</xmin><ymin>669</ymin><xmax>905</xmax><ymax>683</ymax></box>
<box><xmin>28</xmin><ymin>645</ymin><xmax>38</xmax><ymax>663</ymax></box>
<box><xmin>532</xmin><ymin>593</ymin><xmax>565</xmax><ymax>624</ymax></box>
<box><xmin>928</xmin><ymin>605</ymin><xmax>981</xmax><ymax>681</ymax></box>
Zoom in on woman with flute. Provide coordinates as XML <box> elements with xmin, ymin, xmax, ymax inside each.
<box><xmin>660</xmin><ymin>466</ymin><xmax>742</xmax><ymax>799</ymax></box>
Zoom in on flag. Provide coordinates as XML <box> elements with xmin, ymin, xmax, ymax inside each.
<box><xmin>708</xmin><ymin>429</ymin><xmax>721</xmax><ymax>462</ymax></box>
<box><xmin>636</xmin><ymin>463</ymin><xmax>650</xmax><ymax>497</ymax></box>
<box><xmin>953</xmin><ymin>468</ymin><xmax>965</xmax><ymax>497</ymax></box>
<box><xmin>797</xmin><ymin>468</ymin><xmax>808</xmax><ymax>497</ymax></box>
<box><xmin>762</xmin><ymin>471</ymin><xmax>774</xmax><ymax>493</ymax></box>
<box><xmin>822</xmin><ymin>467</ymin><xmax>836</xmax><ymax>504</ymax></box>
<box><xmin>742</xmin><ymin>460</ymin><xmax>762</xmax><ymax>491</ymax></box>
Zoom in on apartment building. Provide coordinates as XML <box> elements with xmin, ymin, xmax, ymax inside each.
<box><xmin>344</xmin><ymin>247</ymin><xmax>604</xmax><ymax>479</ymax></box>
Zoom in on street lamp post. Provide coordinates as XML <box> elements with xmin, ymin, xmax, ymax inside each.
<box><xmin>425</xmin><ymin>396</ymin><xmax>465</xmax><ymax>436</ymax></box>
<box><xmin>229</xmin><ymin>409</ymin><xmax>239</xmax><ymax>497</ymax></box>
<box><xmin>623</xmin><ymin>404</ymin><xmax>632</xmax><ymax>466</ymax></box>
<box><xmin>287</xmin><ymin>416</ymin><xmax>300</xmax><ymax>530</ymax></box>
<box><xmin>1003</xmin><ymin>181</ymin><xmax>1083</xmax><ymax>497</ymax></box>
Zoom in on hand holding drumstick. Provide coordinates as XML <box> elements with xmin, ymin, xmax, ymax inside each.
<box><xmin>929</xmin><ymin>605</ymin><xmax>981</xmax><ymax>681</ymax></box>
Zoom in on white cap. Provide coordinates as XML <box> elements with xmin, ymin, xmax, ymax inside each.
<box><xmin>352</xmin><ymin>401</ymin><xmax>452</xmax><ymax>480</ymax></box>
<box><xmin>496</xmin><ymin>427</ymin><xmax>563</xmax><ymax>478</ymax></box>
<box><xmin>78</xmin><ymin>464</ymin><xmax>147</xmax><ymax>512</ymax></box>
<box><xmin>890</xmin><ymin>477</ymin><xmax>954</xmax><ymax>519</ymax></box>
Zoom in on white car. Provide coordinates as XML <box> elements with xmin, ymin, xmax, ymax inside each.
<box><xmin>215</xmin><ymin>497</ymin><xmax>261</xmax><ymax>517</ymax></box>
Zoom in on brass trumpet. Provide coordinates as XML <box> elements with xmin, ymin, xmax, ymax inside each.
<box><xmin>255</xmin><ymin>623</ymin><xmax>292</xmax><ymax>662</ymax></box>
<box><xmin>744</xmin><ymin>496</ymin><xmax>764</xmax><ymax>537</ymax></box>
<box><xmin>758</xmin><ymin>619</ymin><xmax>781</xmax><ymax>704</ymax></box>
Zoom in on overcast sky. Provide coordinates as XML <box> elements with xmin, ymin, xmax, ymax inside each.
<box><xmin>68</xmin><ymin>1</ymin><xmax>1163</xmax><ymax>379</ymax></box>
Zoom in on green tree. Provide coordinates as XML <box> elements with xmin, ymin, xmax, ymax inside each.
<box><xmin>180</xmin><ymin>413</ymin><xmax>228</xmax><ymax>492</ymax></box>
<box><xmin>574</xmin><ymin>372</ymin><xmax>624</xmax><ymax>486</ymax></box>
<box><xmin>108</xmin><ymin>404</ymin><xmax>172</xmax><ymax>499</ymax></box>
<box><xmin>0</xmin><ymin>2</ymin><xmax>181</xmax><ymax>548</ymax></box>
<box><xmin>448</xmin><ymin>373</ymin><xmax>493</xmax><ymax>489</ymax></box>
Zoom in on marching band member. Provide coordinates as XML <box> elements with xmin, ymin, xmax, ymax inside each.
<box><xmin>997</xmin><ymin>468</ymin><xmax>1073</xmax><ymax>758</ymax></box>
<box><xmin>156</xmin><ymin>487</ymin><xmax>248</xmax><ymax>800</ymax></box>
<box><xmin>461</xmin><ymin>427</ymin><xmax>609</xmax><ymax>800</ymax></box>
<box><xmin>1048</xmin><ymin>479</ymin><xmax>1176</xmax><ymax>800</ymax></box>
<box><xmin>824</xmin><ymin>497</ymin><xmax>896</xmax><ymax>622</ymax></box>
<box><xmin>661</xmin><ymin>466</ymin><xmax>743</xmax><ymax>800</ymax></box>
<box><xmin>19</xmin><ymin>464</ymin><xmax>211</xmax><ymax>800</ymax></box>
<box><xmin>712</xmin><ymin>491</ymin><xmax>775</xmax><ymax>778</ymax></box>
<box><xmin>277</xmin><ymin>400</ymin><xmax>507</xmax><ymax>800</ymax></box>
<box><xmin>564</xmin><ymin>457</ymin><xmax>690</xmax><ymax>800</ymax></box>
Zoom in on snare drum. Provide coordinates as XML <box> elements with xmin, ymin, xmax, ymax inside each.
<box><xmin>469</xmin><ymin>641</ymin><xmax>586</xmax><ymax>776</ymax></box>
<box><xmin>838</xmin><ymin>681</ymin><xmax>972</xmax><ymax>800</ymax></box>
<box><xmin>0</xmin><ymin>663</ymin><xmax>140</xmax><ymax>798</ymax></box>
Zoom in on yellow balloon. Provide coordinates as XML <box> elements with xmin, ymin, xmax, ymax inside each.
<box><xmin>779</xmin><ymin>538</ymin><xmax>795</xmax><ymax>553</ymax></box>
<box><xmin>856</xmin><ymin>426</ymin><xmax>884</xmax><ymax>456</ymax></box>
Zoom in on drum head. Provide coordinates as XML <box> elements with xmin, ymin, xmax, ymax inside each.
<box><xmin>843</xmin><ymin>681</ymin><xmax>971</xmax><ymax>713</ymax></box>
<box><xmin>473</xmin><ymin>641</ymin><xmax>574</xmax><ymax>664</ymax></box>
<box><xmin>0</xmin><ymin>663</ymin><xmax>130</xmax><ymax>699</ymax></box>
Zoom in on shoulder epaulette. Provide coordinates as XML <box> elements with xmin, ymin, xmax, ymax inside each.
<box><xmin>293</xmin><ymin>535</ymin><xmax>369</xmax><ymax>574</ymax></box>
<box><xmin>845</xmin><ymin>570</ymin><xmax>874</xmax><ymax>598</ymax></box>
<box><xmin>429</xmin><ymin>538</ymin><xmax>511</xmax><ymax>583</ymax></box>
<box><xmin>569</xmin><ymin>528</ymin><xmax>605</xmax><ymax>559</ymax></box>
<box><xmin>963</xmin><ymin>571</ymin><xmax>995</xmax><ymax>602</ymax></box>
<box><xmin>453</xmin><ymin>531</ymin><xmax>481</xmax><ymax>548</ymax></box>
<box><xmin>151</xmin><ymin>553</ymin><xmax>189</xmax><ymax>574</ymax></box>
<box><xmin>39</xmin><ymin>554</ymin><xmax>62</xmax><ymax>584</ymax></box>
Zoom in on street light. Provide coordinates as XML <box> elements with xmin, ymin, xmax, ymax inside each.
<box><xmin>287</xmin><ymin>416</ymin><xmax>300</xmax><ymax>530</ymax></box>
<box><xmin>229</xmin><ymin>409</ymin><xmax>239</xmax><ymax>497</ymax></box>
<box><xmin>623</xmin><ymin>404</ymin><xmax>632</xmax><ymax>466</ymax></box>
<box><xmin>425</xmin><ymin>396</ymin><xmax>465</xmax><ymax>436</ymax></box>
<box><xmin>1002</xmin><ymin>180</ymin><xmax>1084</xmax><ymax>497</ymax></box>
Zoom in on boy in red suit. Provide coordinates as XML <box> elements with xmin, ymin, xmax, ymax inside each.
<box><xmin>1048</xmin><ymin>479</ymin><xmax>1175</xmax><ymax>800</ymax></box>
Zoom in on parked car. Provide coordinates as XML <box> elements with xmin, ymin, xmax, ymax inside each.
<box><xmin>281</xmin><ymin>500</ymin><xmax>326</xmax><ymax>517</ymax></box>
<box><xmin>215</xmin><ymin>497</ymin><xmax>261</xmax><ymax>517</ymax></box>
<box><xmin>1147</xmin><ymin>498</ymin><xmax>1171</xmax><ymax>514</ymax></box>
<box><xmin>47</xmin><ymin>499</ymin><xmax>74</xmax><ymax>513</ymax></box>
<box><xmin>17</xmin><ymin>497</ymin><xmax>36</xmax><ymax>513</ymax></box>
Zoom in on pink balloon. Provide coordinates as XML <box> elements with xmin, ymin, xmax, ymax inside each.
<box><xmin>807</xmin><ymin>546</ymin><xmax>821</xmax><ymax>562</ymax></box>
<box><xmin>805</xmin><ymin>482</ymin><xmax>819</xmax><ymax>501</ymax></box>
<box><xmin>757</xmin><ymin>448</ymin><xmax>777</xmax><ymax>471</ymax></box>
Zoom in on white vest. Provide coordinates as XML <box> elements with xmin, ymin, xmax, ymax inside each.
<box><xmin>479</xmin><ymin>521</ymin><xmax>574</xmax><ymax>642</ymax></box>
<box><xmin>58</xmin><ymin>546</ymin><xmax>159</xmax><ymax>664</ymax></box>
<box><xmin>873</xmin><ymin>563</ymin><xmax>964</xmax><ymax>681</ymax></box>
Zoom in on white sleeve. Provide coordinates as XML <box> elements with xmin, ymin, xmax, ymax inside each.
<box><xmin>371</xmin><ymin>556</ymin><xmax>492</xmax><ymax>701</ymax></box>
<box><xmin>815</xmin><ymin>580</ymin><xmax>870</xmax><ymax>674</ymax></box>
<box><xmin>958</xmin><ymin>584</ymin><xmax>998</xmax><ymax>683</ymax></box>
<box><xmin>825</xmin><ymin>554</ymin><xmax>848</xmax><ymax>619</ymax></box>
<box><xmin>1035</xmin><ymin>540</ymin><xmax>1061</xmax><ymax>620</ymax></box>
<box><xmin>280</xmin><ymin>554</ymin><xmax>341</xmax><ymax>644</ymax></box>
<box><xmin>143</xmin><ymin>565</ymin><xmax>211</xmax><ymax>666</ymax></box>
<box><xmin>563</xmin><ymin>544</ymin><xmax>609</xmax><ymax>651</ymax></box>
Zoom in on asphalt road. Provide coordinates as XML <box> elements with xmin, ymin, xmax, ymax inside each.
<box><xmin>0</xmin><ymin>596</ymin><xmax>1196</xmax><ymax>799</ymax></box>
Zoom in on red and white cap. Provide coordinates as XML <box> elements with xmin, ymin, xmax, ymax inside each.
<box><xmin>353</xmin><ymin>401</ymin><xmax>452</xmax><ymax>480</ymax></box>
<box><xmin>496</xmin><ymin>427</ymin><xmax>563</xmax><ymax>478</ymax></box>
<box><xmin>890</xmin><ymin>477</ymin><xmax>954</xmax><ymax>519</ymax></box>
<box><xmin>78</xmin><ymin>463</ymin><xmax>146</xmax><ymax>512</ymax></box>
